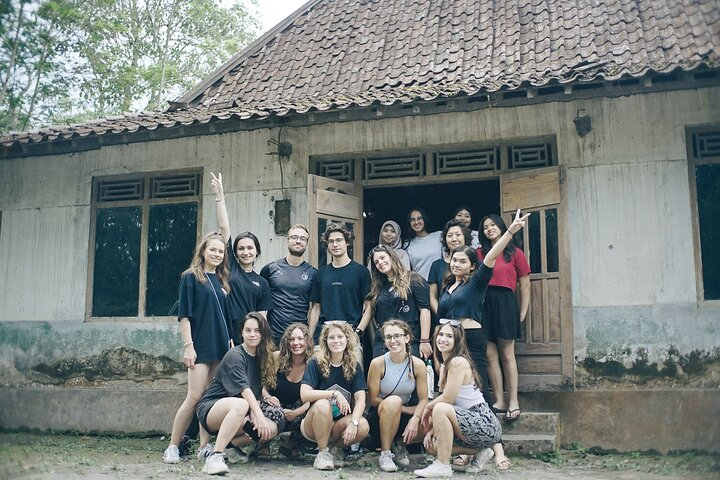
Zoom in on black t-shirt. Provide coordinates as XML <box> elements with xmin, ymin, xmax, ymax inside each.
<box><xmin>373</xmin><ymin>274</ymin><xmax>430</xmax><ymax>339</ymax></box>
<box><xmin>310</xmin><ymin>260</ymin><xmax>371</xmax><ymax>328</ymax></box>
<box><xmin>301</xmin><ymin>358</ymin><xmax>367</xmax><ymax>406</ymax></box>
<box><xmin>428</xmin><ymin>258</ymin><xmax>449</xmax><ymax>286</ymax></box>
<box><xmin>200</xmin><ymin>345</ymin><xmax>262</xmax><ymax>403</ymax></box>
<box><xmin>260</xmin><ymin>258</ymin><xmax>317</xmax><ymax>341</ymax></box>
<box><xmin>270</xmin><ymin>372</ymin><xmax>303</xmax><ymax>408</ymax></box>
<box><xmin>227</xmin><ymin>238</ymin><xmax>274</xmax><ymax>344</ymax></box>
<box><xmin>438</xmin><ymin>263</ymin><xmax>494</xmax><ymax>321</ymax></box>
<box><xmin>177</xmin><ymin>271</ymin><xmax>232</xmax><ymax>364</ymax></box>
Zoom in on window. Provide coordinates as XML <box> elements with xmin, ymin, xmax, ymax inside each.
<box><xmin>89</xmin><ymin>171</ymin><xmax>201</xmax><ymax>318</ymax></box>
<box><xmin>689</xmin><ymin>128</ymin><xmax>720</xmax><ymax>300</ymax></box>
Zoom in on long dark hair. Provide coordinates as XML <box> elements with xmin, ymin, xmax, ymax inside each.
<box><xmin>233</xmin><ymin>231</ymin><xmax>262</xmax><ymax>262</ymax></box>
<box><xmin>441</xmin><ymin>245</ymin><xmax>479</xmax><ymax>291</ymax></box>
<box><xmin>241</xmin><ymin>312</ymin><xmax>277</xmax><ymax>389</ymax></box>
<box><xmin>433</xmin><ymin>323</ymin><xmax>483</xmax><ymax>391</ymax></box>
<box><xmin>404</xmin><ymin>206</ymin><xmax>430</xmax><ymax>244</ymax></box>
<box><xmin>479</xmin><ymin>214</ymin><xmax>518</xmax><ymax>263</ymax></box>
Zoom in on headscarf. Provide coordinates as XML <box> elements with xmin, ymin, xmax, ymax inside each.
<box><xmin>379</xmin><ymin>220</ymin><xmax>402</xmax><ymax>249</ymax></box>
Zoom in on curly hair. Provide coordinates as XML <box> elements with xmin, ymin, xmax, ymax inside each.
<box><xmin>433</xmin><ymin>323</ymin><xmax>483</xmax><ymax>391</ymax></box>
<box><xmin>186</xmin><ymin>232</ymin><xmax>231</xmax><ymax>292</ymax></box>
<box><xmin>441</xmin><ymin>219</ymin><xmax>471</xmax><ymax>256</ymax></box>
<box><xmin>277</xmin><ymin>323</ymin><xmax>314</xmax><ymax>377</ymax></box>
<box><xmin>321</xmin><ymin>222</ymin><xmax>353</xmax><ymax>246</ymax></box>
<box><xmin>241</xmin><ymin>312</ymin><xmax>278</xmax><ymax>390</ymax></box>
<box><xmin>316</xmin><ymin>322</ymin><xmax>359</xmax><ymax>382</ymax></box>
<box><xmin>367</xmin><ymin>245</ymin><xmax>413</xmax><ymax>304</ymax></box>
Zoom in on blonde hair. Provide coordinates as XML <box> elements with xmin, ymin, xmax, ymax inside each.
<box><xmin>288</xmin><ymin>224</ymin><xmax>309</xmax><ymax>236</ymax></box>
<box><xmin>368</xmin><ymin>245</ymin><xmax>413</xmax><ymax>303</ymax></box>
<box><xmin>186</xmin><ymin>232</ymin><xmax>230</xmax><ymax>292</ymax></box>
<box><xmin>316</xmin><ymin>323</ymin><xmax>359</xmax><ymax>382</ymax></box>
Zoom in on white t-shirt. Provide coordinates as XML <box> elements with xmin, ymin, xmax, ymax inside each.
<box><xmin>407</xmin><ymin>231</ymin><xmax>443</xmax><ymax>280</ymax></box>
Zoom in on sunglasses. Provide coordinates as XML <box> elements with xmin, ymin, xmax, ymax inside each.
<box><xmin>439</xmin><ymin>318</ymin><xmax>461</xmax><ymax>327</ymax></box>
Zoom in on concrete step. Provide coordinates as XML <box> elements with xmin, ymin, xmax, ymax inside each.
<box><xmin>502</xmin><ymin>433</ymin><xmax>559</xmax><ymax>455</ymax></box>
<box><xmin>497</xmin><ymin>411</ymin><xmax>559</xmax><ymax>435</ymax></box>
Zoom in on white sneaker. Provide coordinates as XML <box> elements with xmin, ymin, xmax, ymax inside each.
<box><xmin>203</xmin><ymin>452</ymin><xmax>229</xmax><ymax>475</ymax></box>
<box><xmin>162</xmin><ymin>444</ymin><xmax>180</xmax><ymax>464</ymax></box>
<box><xmin>313</xmin><ymin>448</ymin><xmax>334</xmax><ymax>470</ymax></box>
<box><xmin>224</xmin><ymin>446</ymin><xmax>249</xmax><ymax>464</ymax></box>
<box><xmin>414</xmin><ymin>459</ymin><xmax>453</xmax><ymax>478</ymax></box>
<box><xmin>197</xmin><ymin>442</ymin><xmax>214</xmax><ymax>460</ymax></box>
<box><xmin>378</xmin><ymin>450</ymin><xmax>398</xmax><ymax>472</ymax></box>
<box><xmin>466</xmin><ymin>448</ymin><xmax>494</xmax><ymax>474</ymax></box>
<box><xmin>391</xmin><ymin>440</ymin><xmax>410</xmax><ymax>467</ymax></box>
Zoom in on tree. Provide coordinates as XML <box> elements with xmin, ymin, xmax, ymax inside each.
<box><xmin>0</xmin><ymin>0</ymin><xmax>259</xmax><ymax>132</ymax></box>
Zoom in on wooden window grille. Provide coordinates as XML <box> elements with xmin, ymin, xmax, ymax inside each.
<box><xmin>150</xmin><ymin>174</ymin><xmax>200</xmax><ymax>199</ymax></box>
<box><xmin>692</xmin><ymin>131</ymin><xmax>720</xmax><ymax>159</ymax></box>
<box><xmin>508</xmin><ymin>143</ymin><xmax>553</xmax><ymax>169</ymax></box>
<box><xmin>434</xmin><ymin>148</ymin><xmax>498</xmax><ymax>175</ymax></box>
<box><xmin>97</xmin><ymin>179</ymin><xmax>144</xmax><ymax>202</ymax></box>
<box><xmin>364</xmin><ymin>155</ymin><xmax>423</xmax><ymax>179</ymax></box>
<box><xmin>317</xmin><ymin>159</ymin><xmax>354</xmax><ymax>181</ymax></box>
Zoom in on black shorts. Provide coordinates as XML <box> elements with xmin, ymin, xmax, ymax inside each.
<box><xmin>483</xmin><ymin>286</ymin><xmax>521</xmax><ymax>342</ymax></box>
<box><xmin>366</xmin><ymin>407</ymin><xmax>413</xmax><ymax>448</ymax></box>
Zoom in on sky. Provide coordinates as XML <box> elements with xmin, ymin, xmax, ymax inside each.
<box><xmin>256</xmin><ymin>0</ymin><xmax>310</xmax><ymax>33</ymax></box>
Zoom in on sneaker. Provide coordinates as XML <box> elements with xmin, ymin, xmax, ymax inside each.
<box><xmin>466</xmin><ymin>448</ymin><xmax>494</xmax><ymax>474</ymax></box>
<box><xmin>378</xmin><ymin>450</ymin><xmax>398</xmax><ymax>472</ymax></box>
<box><xmin>330</xmin><ymin>445</ymin><xmax>345</xmax><ymax>468</ymax></box>
<box><xmin>313</xmin><ymin>448</ymin><xmax>334</xmax><ymax>470</ymax></box>
<box><xmin>224</xmin><ymin>446</ymin><xmax>249</xmax><ymax>464</ymax></box>
<box><xmin>391</xmin><ymin>440</ymin><xmax>410</xmax><ymax>467</ymax></box>
<box><xmin>414</xmin><ymin>459</ymin><xmax>453</xmax><ymax>478</ymax></box>
<box><xmin>203</xmin><ymin>452</ymin><xmax>229</xmax><ymax>475</ymax></box>
<box><xmin>162</xmin><ymin>444</ymin><xmax>180</xmax><ymax>464</ymax></box>
<box><xmin>197</xmin><ymin>442</ymin><xmax>214</xmax><ymax>461</ymax></box>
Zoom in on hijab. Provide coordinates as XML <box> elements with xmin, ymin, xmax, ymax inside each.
<box><xmin>379</xmin><ymin>220</ymin><xmax>402</xmax><ymax>250</ymax></box>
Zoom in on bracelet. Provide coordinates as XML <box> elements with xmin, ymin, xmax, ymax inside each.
<box><xmin>215</xmin><ymin>197</ymin><xmax>225</xmax><ymax>202</ymax></box>
<box><xmin>183</xmin><ymin>341</ymin><xmax>193</xmax><ymax>348</ymax></box>
<box><xmin>420</xmin><ymin>339</ymin><xmax>430</xmax><ymax>343</ymax></box>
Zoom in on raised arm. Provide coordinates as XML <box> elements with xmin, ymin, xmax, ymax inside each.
<box><xmin>210</xmin><ymin>172</ymin><xmax>231</xmax><ymax>244</ymax></box>
<box><xmin>483</xmin><ymin>209</ymin><xmax>530</xmax><ymax>268</ymax></box>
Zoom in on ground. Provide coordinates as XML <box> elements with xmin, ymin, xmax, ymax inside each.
<box><xmin>0</xmin><ymin>433</ymin><xmax>718</xmax><ymax>480</ymax></box>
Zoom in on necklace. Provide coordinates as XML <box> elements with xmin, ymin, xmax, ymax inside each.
<box><xmin>330</xmin><ymin>361</ymin><xmax>342</xmax><ymax>368</ymax></box>
<box><xmin>241</xmin><ymin>343</ymin><xmax>256</xmax><ymax>357</ymax></box>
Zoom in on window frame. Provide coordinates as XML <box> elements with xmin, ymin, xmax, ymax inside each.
<box><xmin>687</xmin><ymin>125</ymin><xmax>720</xmax><ymax>303</ymax></box>
<box><xmin>86</xmin><ymin>169</ymin><xmax>203</xmax><ymax>321</ymax></box>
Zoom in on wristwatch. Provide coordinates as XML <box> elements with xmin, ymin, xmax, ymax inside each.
<box><xmin>351</xmin><ymin>419</ymin><xmax>359</xmax><ymax>426</ymax></box>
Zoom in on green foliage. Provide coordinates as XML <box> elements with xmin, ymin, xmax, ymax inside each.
<box><xmin>0</xmin><ymin>0</ymin><xmax>259</xmax><ymax>132</ymax></box>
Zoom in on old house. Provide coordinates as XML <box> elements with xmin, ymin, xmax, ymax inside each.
<box><xmin>1</xmin><ymin>0</ymin><xmax>718</xmax><ymax>452</ymax></box>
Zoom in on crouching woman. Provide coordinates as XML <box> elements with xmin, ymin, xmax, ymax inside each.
<box><xmin>414</xmin><ymin>321</ymin><xmax>501</xmax><ymax>478</ymax></box>
<box><xmin>300</xmin><ymin>322</ymin><xmax>370</xmax><ymax>471</ymax></box>
<box><xmin>195</xmin><ymin>312</ymin><xmax>283</xmax><ymax>475</ymax></box>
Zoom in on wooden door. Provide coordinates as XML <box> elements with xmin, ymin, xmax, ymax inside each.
<box><xmin>307</xmin><ymin>174</ymin><xmax>364</xmax><ymax>267</ymax></box>
<box><xmin>501</xmin><ymin>166</ymin><xmax>573</xmax><ymax>391</ymax></box>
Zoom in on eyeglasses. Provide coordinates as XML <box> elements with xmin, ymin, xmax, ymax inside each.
<box><xmin>439</xmin><ymin>318</ymin><xmax>461</xmax><ymax>327</ymax></box>
<box><xmin>383</xmin><ymin>333</ymin><xmax>406</xmax><ymax>342</ymax></box>
<box><xmin>327</xmin><ymin>238</ymin><xmax>345</xmax><ymax>245</ymax></box>
<box><xmin>409</xmin><ymin>216</ymin><xmax>424</xmax><ymax>222</ymax></box>
<box><xmin>289</xmin><ymin>235</ymin><xmax>309</xmax><ymax>243</ymax></box>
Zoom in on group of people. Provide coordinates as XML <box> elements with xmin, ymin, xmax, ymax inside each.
<box><xmin>161</xmin><ymin>172</ymin><xmax>532</xmax><ymax>477</ymax></box>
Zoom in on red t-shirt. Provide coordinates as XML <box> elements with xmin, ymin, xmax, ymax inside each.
<box><xmin>477</xmin><ymin>247</ymin><xmax>531</xmax><ymax>291</ymax></box>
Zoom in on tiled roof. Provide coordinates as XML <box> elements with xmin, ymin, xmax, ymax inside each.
<box><xmin>3</xmin><ymin>0</ymin><xmax>718</xmax><ymax>149</ymax></box>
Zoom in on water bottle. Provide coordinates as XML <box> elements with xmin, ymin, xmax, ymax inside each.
<box><xmin>426</xmin><ymin>359</ymin><xmax>434</xmax><ymax>399</ymax></box>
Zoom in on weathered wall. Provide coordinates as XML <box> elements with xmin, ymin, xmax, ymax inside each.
<box><xmin>1</xmin><ymin>87</ymin><xmax>719</xmax><ymax>419</ymax></box>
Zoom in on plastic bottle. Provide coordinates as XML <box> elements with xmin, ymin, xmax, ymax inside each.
<box><xmin>426</xmin><ymin>359</ymin><xmax>434</xmax><ymax>399</ymax></box>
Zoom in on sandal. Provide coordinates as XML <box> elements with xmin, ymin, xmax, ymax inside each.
<box><xmin>496</xmin><ymin>458</ymin><xmax>511</xmax><ymax>470</ymax></box>
<box><xmin>491</xmin><ymin>405</ymin><xmax>507</xmax><ymax>414</ymax></box>
<box><xmin>505</xmin><ymin>408</ymin><xmax>521</xmax><ymax>421</ymax></box>
<box><xmin>452</xmin><ymin>454</ymin><xmax>472</xmax><ymax>469</ymax></box>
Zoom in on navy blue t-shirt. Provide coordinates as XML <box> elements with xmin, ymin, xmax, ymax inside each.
<box><xmin>428</xmin><ymin>258</ymin><xmax>449</xmax><ymax>287</ymax></box>
<box><xmin>227</xmin><ymin>238</ymin><xmax>274</xmax><ymax>344</ymax></box>
<box><xmin>260</xmin><ymin>258</ymin><xmax>317</xmax><ymax>341</ymax></box>
<box><xmin>310</xmin><ymin>260</ymin><xmax>371</xmax><ymax>328</ymax></box>
<box><xmin>177</xmin><ymin>271</ymin><xmax>232</xmax><ymax>363</ymax></box>
<box><xmin>302</xmin><ymin>358</ymin><xmax>367</xmax><ymax>407</ymax></box>
<box><xmin>437</xmin><ymin>263</ymin><xmax>494</xmax><ymax>321</ymax></box>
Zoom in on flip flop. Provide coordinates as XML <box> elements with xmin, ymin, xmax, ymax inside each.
<box><xmin>505</xmin><ymin>408</ymin><xmax>521</xmax><ymax>421</ymax></box>
<box><xmin>496</xmin><ymin>458</ymin><xmax>511</xmax><ymax>470</ymax></box>
<box><xmin>491</xmin><ymin>405</ymin><xmax>507</xmax><ymax>414</ymax></box>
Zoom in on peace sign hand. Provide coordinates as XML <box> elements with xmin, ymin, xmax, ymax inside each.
<box><xmin>508</xmin><ymin>209</ymin><xmax>531</xmax><ymax>235</ymax></box>
<box><xmin>210</xmin><ymin>172</ymin><xmax>224</xmax><ymax>197</ymax></box>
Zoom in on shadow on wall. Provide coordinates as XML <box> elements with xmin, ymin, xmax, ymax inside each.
<box><xmin>31</xmin><ymin>347</ymin><xmax>184</xmax><ymax>386</ymax></box>
<box><xmin>576</xmin><ymin>346</ymin><xmax>720</xmax><ymax>389</ymax></box>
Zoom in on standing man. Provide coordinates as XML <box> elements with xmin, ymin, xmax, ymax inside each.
<box><xmin>308</xmin><ymin>223</ymin><xmax>372</xmax><ymax>341</ymax></box>
<box><xmin>260</xmin><ymin>224</ymin><xmax>317</xmax><ymax>343</ymax></box>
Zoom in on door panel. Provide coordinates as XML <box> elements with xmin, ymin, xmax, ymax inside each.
<box><xmin>308</xmin><ymin>174</ymin><xmax>364</xmax><ymax>266</ymax></box>
<box><xmin>501</xmin><ymin>166</ymin><xmax>573</xmax><ymax>391</ymax></box>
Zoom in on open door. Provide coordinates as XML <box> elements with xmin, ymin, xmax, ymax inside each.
<box><xmin>308</xmin><ymin>174</ymin><xmax>364</xmax><ymax>267</ymax></box>
<box><xmin>501</xmin><ymin>166</ymin><xmax>573</xmax><ymax>391</ymax></box>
